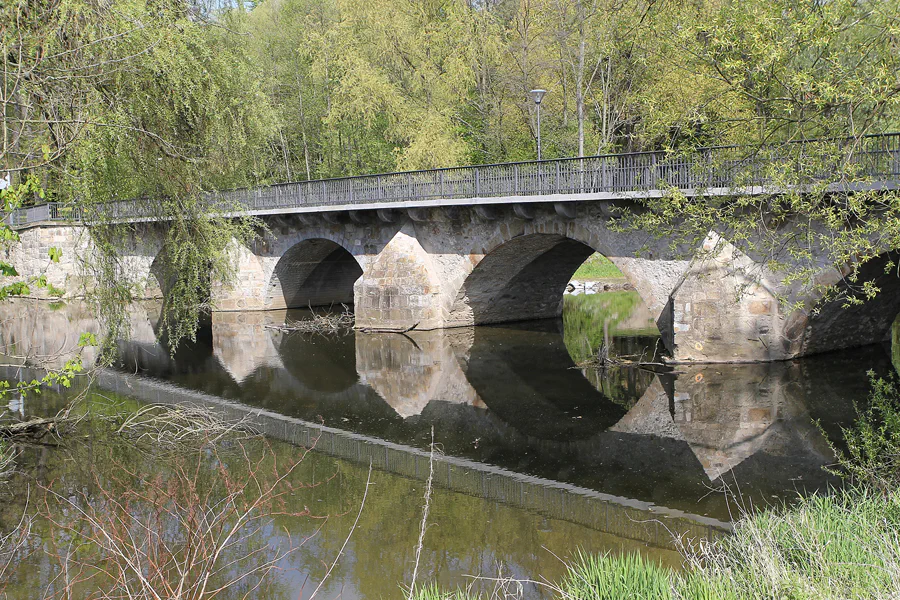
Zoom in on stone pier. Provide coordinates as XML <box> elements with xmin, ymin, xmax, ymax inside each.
<box><xmin>5</xmin><ymin>200</ymin><xmax>900</xmax><ymax>363</ymax></box>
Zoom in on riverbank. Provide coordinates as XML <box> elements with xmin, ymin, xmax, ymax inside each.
<box><xmin>414</xmin><ymin>485</ymin><xmax>900</xmax><ymax>600</ymax></box>
<box><xmin>415</xmin><ymin>373</ymin><xmax>900</xmax><ymax>600</ymax></box>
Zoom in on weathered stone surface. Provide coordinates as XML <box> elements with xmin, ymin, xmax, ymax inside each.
<box><xmin>354</xmin><ymin>223</ymin><xmax>445</xmax><ymax>330</ymax></box>
<box><xmin>668</xmin><ymin>234</ymin><xmax>787</xmax><ymax>362</ymax></box>
<box><xmin>2</xmin><ymin>225</ymin><xmax>165</xmax><ymax>300</ymax></box>
<box><xmin>8</xmin><ymin>204</ymin><xmax>899</xmax><ymax>363</ymax></box>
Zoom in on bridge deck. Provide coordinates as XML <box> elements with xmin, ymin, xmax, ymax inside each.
<box><xmin>6</xmin><ymin>133</ymin><xmax>900</xmax><ymax>229</ymax></box>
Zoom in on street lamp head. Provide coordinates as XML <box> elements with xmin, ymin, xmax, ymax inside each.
<box><xmin>529</xmin><ymin>89</ymin><xmax>547</xmax><ymax>105</ymax></box>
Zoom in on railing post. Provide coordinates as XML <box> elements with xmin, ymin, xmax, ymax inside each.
<box><xmin>407</xmin><ymin>173</ymin><xmax>412</xmax><ymax>200</ymax></box>
<box><xmin>514</xmin><ymin>164</ymin><xmax>519</xmax><ymax>195</ymax></box>
<box><xmin>578</xmin><ymin>158</ymin><xmax>584</xmax><ymax>192</ymax></box>
<box><xmin>475</xmin><ymin>169</ymin><xmax>480</xmax><ymax>197</ymax></box>
<box><xmin>440</xmin><ymin>170</ymin><xmax>445</xmax><ymax>199</ymax></box>
<box><xmin>556</xmin><ymin>162</ymin><xmax>561</xmax><ymax>193</ymax></box>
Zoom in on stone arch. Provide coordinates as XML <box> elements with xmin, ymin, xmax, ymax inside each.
<box><xmin>448</xmin><ymin>233</ymin><xmax>594</xmax><ymax>325</ymax></box>
<box><xmin>266</xmin><ymin>238</ymin><xmax>363</xmax><ymax>310</ymax></box>
<box><xmin>446</xmin><ymin>227</ymin><xmax>665</xmax><ymax>334</ymax></box>
<box><xmin>799</xmin><ymin>250</ymin><xmax>900</xmax><ymax>355</ymax></box>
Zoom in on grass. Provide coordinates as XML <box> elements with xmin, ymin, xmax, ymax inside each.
<box><xmin>412</xmin><ymin>487</ymin><xmax>900</xmax><ymax>600</ymax></box>
<box><xmin>560</xmin><ymin>550</ymin><xmax>673</xmax><ymax>600</ymax></box>
<box><xmin>694</xmin><ymin>487</ymin><xmax>900</xmax><ymax>600</ymax></box>
<box><xmin>571</xmin><ymin>253</ymin><xmax>625</xmax><ymax>281</ymax></box>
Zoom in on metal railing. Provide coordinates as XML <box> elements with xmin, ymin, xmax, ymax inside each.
<box><xmin>5</xmin><ymin>133</ymin><xmax>900</xmax><ymax>228</ymax></box>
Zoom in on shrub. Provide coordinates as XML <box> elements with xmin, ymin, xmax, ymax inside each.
<box><xmin>829</xmin><ymin>372</ymin><xmax>900</xmax><ymax>492</ymax></box>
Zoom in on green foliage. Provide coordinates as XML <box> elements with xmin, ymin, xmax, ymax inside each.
<box><xmin>3</xmin><ymin>0</ymin><xmax>898</xmax><ymax>359</ymax></box>
<box><xmin>612</xmin><ymin>0</ymin><xmax>900</xmax><ymax>309</ymax></box>
<box><xmin>45</xmin><ymin>284</ymin><xmax>65</xmax><ymax>298</ymax></box>
<box><xmin>827</xmin><ymin>373</ymin><xmax>900</xmax><ymax>493</ymax></box>
<box><xmin>0</xmin><ymin>175</ymin><xmax>85</xmax><ymax>398</ymax></box>
<box><xmin>563</xmin><ymin>292</ymin><xmax>660</xmax><ymax>358</ymax></box>
<box><xmin>4</xmin><ymin>0</ymin><xmax>275</xmax><ymax>355</ymax></box>
<box><xmin>408</xmin><ymin>585</ymin><xmax>480</xmax><ymax>600</ymax></box>
<box><xmin>239</xmin><ymin>0</ymin><xmax>663</xmax><ymax>179</ymax></box>
<box><xmin>0</xmin><ymin>282</ymin><xmax>30</xmax><ymax>302</ymax></box>
<box><xmin>572</xmin><ymin>254</ymin><xmax>625</xmax><ymax>281</ymax></box>
<box><xmin>690</xmin><ymin>488</ymin><xmax>900</xmax><ymax>600</ymax></box>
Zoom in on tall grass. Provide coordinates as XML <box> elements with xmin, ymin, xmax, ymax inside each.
<box><xmin>685</xmin><ymin>487</ymin><xmax>900</xmax><ymax>600</ymax></box>
<box><xmin>559</xmin><ymin>550</ymin><xmax>673</xmax><ymax>600</ymax></box>
<box><xmin>411</xmin><ymin>487</ymin><xmax>900</xmax><ymax>600</ymax></box>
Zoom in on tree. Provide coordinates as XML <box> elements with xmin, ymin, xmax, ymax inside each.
<box><xmin>2</xmin><ymin>0</ymin><xmax>277</xmax><ymax>359</ymax></box>
<box><xmin>617</xmin><ymin>0</ymin><xmax>900</xmax><ymax>310</ymax></box>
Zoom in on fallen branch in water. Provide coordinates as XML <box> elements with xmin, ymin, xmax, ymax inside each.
<box><xmin>265</xmin><ymin>306</ymin><xmax>355</xmax><ymax>335</ymax></box>
<box><xmin>577</xmin><ymin>354</ymin><xmax>668</xmax><ymax>369</ymax></box>
<box><xmin>114</xmin><ymin>403</ymin><xmax>259</xmax><ymax>448</ymax></box>
<box><xmin>0</xmin><ymin>417</ymin><xmax>60</xmax><ymax>440</ymax></box>
<box><xmin>576</xmin><ymin>339</ymin><xmax>668</xmax><ymax>369</ymax></box>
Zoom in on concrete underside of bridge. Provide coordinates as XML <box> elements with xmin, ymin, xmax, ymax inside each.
<box><xmin>5</xmin><ymin>201</ymin><xmax>899</xmax><ymax>363</ymax></box>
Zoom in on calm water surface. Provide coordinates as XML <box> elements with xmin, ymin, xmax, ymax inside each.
<box><xmin>0</xmin><ymin>293</ymin><xmax>893</xmax><ymax>598</ymax></box>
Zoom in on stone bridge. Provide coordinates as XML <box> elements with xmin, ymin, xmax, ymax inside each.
<box><xmin>5</xmin><ymin>134</ymin><xmax>900</xmax><ymax>362</ymax></box>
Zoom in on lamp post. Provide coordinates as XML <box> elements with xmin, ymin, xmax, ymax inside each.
<box><xmin>529</xmin><ymin>89</ymin><xmax>547</xmax><ymax>160</ymax></box>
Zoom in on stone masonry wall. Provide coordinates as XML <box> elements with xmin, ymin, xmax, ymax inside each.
<box><xmin>8</xmin><ymin>202</ymin><xmax>896</xmax><ymax>363</ymax></box>
<box><xmin>3</xmin><ymin>226</ymin><xmax>88</xmax><ymax>298</ymax></box>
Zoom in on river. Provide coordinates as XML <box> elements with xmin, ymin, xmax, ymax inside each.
<box><xmin>0</xmin><ymin>293</ymin><xmax>893</xmax><ymax>598</ymax></box>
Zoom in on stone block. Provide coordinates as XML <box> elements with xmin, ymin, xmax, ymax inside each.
<box><xmin>748</xmin><ymin>301</ymin><xmax>771</xmax><ymax>315</ymax></box>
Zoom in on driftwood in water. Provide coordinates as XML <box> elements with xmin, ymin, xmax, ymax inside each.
<box><xmin>265</xmin><ymin>308</ymin><xmax>355</xmax><ymax>335</ymax></box>
<box><xmin>0</xmin><ymin>417</ymin><xmax>57</xmax><ymax>440</ymax></box>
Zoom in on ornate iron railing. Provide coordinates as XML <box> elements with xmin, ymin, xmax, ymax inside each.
<box><xmin>6</xmin><ymin>133</ymin><xmax>900</xmax><ymax>228</ymax></box>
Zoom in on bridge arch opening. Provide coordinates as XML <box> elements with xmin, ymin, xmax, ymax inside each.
<box><xmin>450</xmin><ymin>234</ymin><xmax>596</xmax><ymax>325</ymax></box>
<box><xmin>803</xmin><ymin>250</ymin><xmax>900</xmax><ymax>356</ymax></box>
<box><xmin>449</xmin><ymin>232</ymin><xmax>665</xmax><ymax>371</ymax></box>
<box><xmin>267</xmin><ymin>238</ymin><xmax>363</xmax><ymax>310</ymax></box>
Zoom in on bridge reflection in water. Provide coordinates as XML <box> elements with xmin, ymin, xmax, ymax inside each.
<box><xmin>0</xmin><ymin>296</ymin><xmax>886</xmax><ymax>552</ymax></box>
